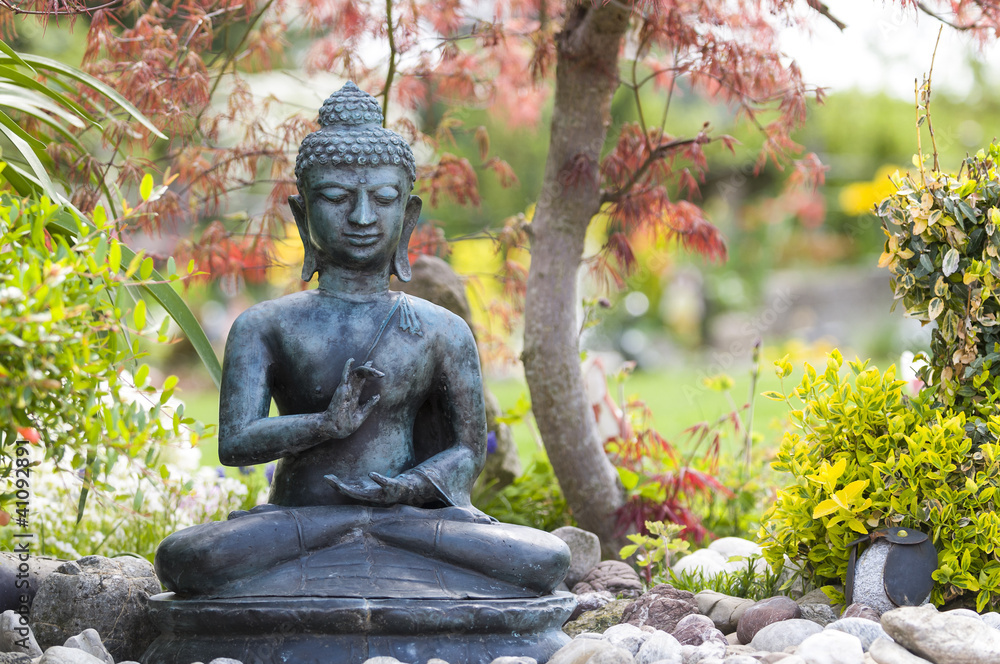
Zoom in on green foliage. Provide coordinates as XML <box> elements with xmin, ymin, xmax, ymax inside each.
<box><xmin>667</xmin><ymin>555</ymin><xmax>786</xmax><ymax>601</ymax></box>
<box><xmin>759</xmin><ymin>350</ymin><xmax>1000</xmax><ymax>610</ymax></box>
<box><xmin>620</xmin><ymin>520</ymin><xmax>691</xmax><ymax>583</ymax></box>
<box><xmin>878</xmin><ymin>143</ymin><xmax>1000</xmax><ymax>419</ymax></box>
<box><xmin>0</xmin><ymin>193</ymin><xmax>203</xmax><ymax>521</ymax></box>
<box><xmin>475</xmin><ymin>453</ymin><xmax>574</xmax><ymax>531</ymax></box>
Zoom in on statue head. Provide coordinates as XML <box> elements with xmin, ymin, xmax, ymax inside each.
<box><xmin>290</xmin><ymin>82</ymin><xmax>422</xmax><ymax>283</ymax></box>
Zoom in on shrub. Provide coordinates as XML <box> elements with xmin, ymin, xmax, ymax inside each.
<box><xmin>0</xmin><ymin>194</ymin><xmax>204</xmax><ymax>522</ymax></box>
<box><xmin>878</xmin><ymin>142</ymin><xmax>1000</xmax><ymax>422</ymax></box>
<box><xmin>759</xmin><ymin>351</ymin><xmax>1000</xmax><ymax>611</ymax></box>
<box><xmin>475</xmin><ymin>453</ymin><xmax>574</xmax><ymax>531</ymax></box>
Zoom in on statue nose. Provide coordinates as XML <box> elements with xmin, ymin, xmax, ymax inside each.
<box><xmin>349</xmin><ymin>194</ymin><xmax>376</xmax><ymax>226</ymax></box>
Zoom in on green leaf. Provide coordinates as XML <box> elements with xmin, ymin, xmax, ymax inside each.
<box><xmin>44</xmin><ymin>212</ymin><xmax>223</xmax><ymax>388</ymax></box>
<box><xmin>0</xmin><ymin>38</ymin><xmax>35</xmax><ymax>74</ymax></box>
<box><xmin>618</xmin><ymin>466</ymin><xmax>639</xmax><ymax>491</ymax></box>
<box><xmin>134</xmin><ymin>299</ymin><xmax>146</xmax><ymax>330</ymax></box>
<box><xmin>140</xmin><ymin>256</ymin><xmax>154</xmax><ymax>280</ymax></box>
<box><xmin>929</xmin><ymin>298</ymin><xmax>944</xmax><ymax>321</ymax></box>
<box><xmin>12</xmin><ymin>53</ymin><xmax>166</xmax><ymax>139</ymax></box>
<box><xmin>140</xmin><ymin>173</ymin><xmax>153</xmax><ymax>201</ymax></box>
<box><xmin>943</xmin><ymin>248</ymin><xmax>960</xmax><ymax>277</ymax></box>
<box><xmin>108</xmin><ymin>241</ymin><xmax>121</xmax><ymax>273</ymax></box>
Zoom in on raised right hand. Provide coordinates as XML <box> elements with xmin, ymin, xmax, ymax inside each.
<box><xmin>323</xmin><ymin>358</ymin><xmax>383</xmax><ymax>438</ymax></box>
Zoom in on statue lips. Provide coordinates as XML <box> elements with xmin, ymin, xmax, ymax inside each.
<box><xmin>344</xmin><ymin>232</ymin><xmax>383</xmax><ymax>247</ymax></box>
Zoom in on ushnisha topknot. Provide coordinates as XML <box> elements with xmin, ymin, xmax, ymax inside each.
<box><xmin>295</xmin><ymin>82</ymin><xmax>416</xmax><ymax>187</ymax></box>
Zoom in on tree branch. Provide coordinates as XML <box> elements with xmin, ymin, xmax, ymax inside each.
<box><xmin>600</xmin><ymin>134</ymin><xmax>709</xmax><ymax>205</ymax></box>
<box><xmin>806</xmin><ymin>0</ymin><xmax>847</xmax><ymax>30</ymax></box>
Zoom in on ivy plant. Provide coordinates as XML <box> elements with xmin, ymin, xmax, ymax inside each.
<box><xmin>759</xmin><ymin>351</ymin><xmax>1000</xmax><ymax>611</ymax></box>
<box><xmin>878</xmin><ymin>142</ymin><xmax>1000</xmax><ymax>421</ymax></box>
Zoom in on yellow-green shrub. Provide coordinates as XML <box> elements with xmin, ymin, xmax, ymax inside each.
<box><xmin>759</xmin><ymin>351</ymin><xmax>1000</xmax><ymax>610</ymax></box>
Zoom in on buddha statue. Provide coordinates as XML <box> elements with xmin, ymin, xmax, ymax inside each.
<box><xmin>143</xmin><ymin>83</ymin><xmax>574</xmax><ymax>664</ymax></box>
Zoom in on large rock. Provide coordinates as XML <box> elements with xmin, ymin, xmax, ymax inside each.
<box><xmin>30</xmin><ymin>556</ymin><xmax>160</xmax><ymax>662</ymax></box>
<box><xmin>799</xmin><ymin>603</ymin><xmax>838</xmax><ymax>627</ymax></box>
<box><xmin>563</xmin><ymin>599</ymin><xmax>631</xmax><ymax>637</ymax></box>
<box><xmin>707</xmin><ymin>538</ymin><xmax>766</xmax><ymax>574</ymax></box>
<box><xmin>868</xmin><ymin>638</ymin><xmax>933</xmax><ymax>664</ymax></box>
<box><xmin>794</xmin><ymin>630</ymin><xmax>865</xmax><ymax>664</ymax></box>
<box><xmin>880</xmin><ymin>605</ymin><xmax>1000</xmax><ymax>663</ymax></box>
<box><xmin>748</xmin><ymin>619</ymin><xmax>822</xmax><ymax>652</ymax></box>
<box><xmin>0</xmin><ymin>654</ymin><xmax>33</xmax><ymax>664</ymax></box>
<box><xmin>573</xmin><ymin>561</ymin><xmax>643</xmax><ymax>598</ymax></box>
<box><xmin>695</xmin><ymin>591</ymin><xmax>755</xmax><ymax>633</ymax></box>
<box><xmin>551</xmin><ymin>527</ymin><xmax>601</xmax><ymax>589</ymax></box>
<box><xmin>737</xmin><ymin>596</ymin><xmax>801</xmax><ymax>644</ymax></box>
<box><xmin>622</xmin><ymin>585</ymin><xmax>699</xmax><ymax>633</ymax></box>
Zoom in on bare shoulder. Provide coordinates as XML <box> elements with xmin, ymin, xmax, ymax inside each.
<box><xmin>401</xmin><ymin>293</ymin><xmax>478</xmax><ymax>354</ymax></box>
<box><xmin>228</xmin><ymin>291</ymin><xmax>317</xmax><ymax>341</ymax></box>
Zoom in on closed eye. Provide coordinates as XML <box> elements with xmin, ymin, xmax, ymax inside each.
<box><xmin>319</xmin><ymin>187</ymin><xmax>350</xmax><ymax>203</ymax></box>
<box><xmin>373</xmin><ymin>186</ymin><xmax>399</xmax><ymax>204</ymax></box>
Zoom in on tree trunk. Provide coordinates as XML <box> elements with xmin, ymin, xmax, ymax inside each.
<box><xmin>522</xmin><ymin>2</ymin><xmax>631</xmax><ymax>558</ymax></box>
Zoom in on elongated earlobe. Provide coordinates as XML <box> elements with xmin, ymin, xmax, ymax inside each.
<box><xmin>393</xmin><ymin>195</ymin><xmax>423</xmax><ymax>283</ymax></box>
<box><xmin>289</xmin><ymin>195</ymin><xmax>318</xmax><ymax>282</ymax></box>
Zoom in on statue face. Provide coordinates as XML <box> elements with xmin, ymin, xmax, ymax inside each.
<box><xmin>299</xmin><ymin>164</ymin><xmax>411</xmax><ymax>272</ymax></box>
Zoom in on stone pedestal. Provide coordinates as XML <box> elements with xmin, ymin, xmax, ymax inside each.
<box><xmin>141</xmin><ymin>593</ymin><xmax>576</xmax><ymax>664</ymax></box>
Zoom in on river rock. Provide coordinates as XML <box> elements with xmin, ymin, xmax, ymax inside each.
<box><xmin>868</xmin><ymin>638</ymin><xmax>933</xmax><ymax>664</ymax></box>
<box><xmin>749</xmin><ymin>619</ymin><xmax>822</xmax><ymax>652</ymax></box>
<box><xmin>843</xmin><ymin>604</ymin><xmax>881</xmax><ymax>622</ymax></box>
<box><xmin>573</xmin><ymin>561</ymin><xmax>644</xmax><ymax>598</ymax></box>
<box><xmin>603</xmin><ymin>623</ymin><xmax>649</xmax><ymax>655</ymax></box>
<box><xmin>795</xmin><ymin>629</ymin><xmax>865</xmax><ymax>663</ymax></box>
<box><xmin>799</xmin><ymin>603</ymin><xmax>838</xmax><ymax>627</ymax></box>
<box><xmin>62</xmin><ymin>629</ymin><xmax>112</xmax><ymax>664</ymax></box>
<box><xmin>489</xmin><ymin>658</ymin><xmax>538</xmax><ymax>664</ymax></box>
<box><xmin>0</xmin><ymin>610</ymin><xmax>41</xmax><ymax>656</ymax></box>
<box><xmin>826</xmin><ymin>618</ymin><xmax>891</xmax><ymax>651</ymax></box>
<box><xmin>982</xmin><ymin>612</ymin><xmax>1000</xmax><ymax>630</ymax></box>
<box><xmin>589</xmin><ymin>646</ymin><xmax>635</xmax><ymax>664</ymax></box>
<box><xmin>37</xmin><ymin>646</ymin><xmax>108</xmax><ymax>664</ymax></box>
<box><xmin>672</xmin><ymin>550</ymin><xmax>728</xmax><ymax>578</ymax></box>
<box><xmin>737</xmin><ymin>596</ymin><xmax>802</xmax><ymax>644</ymax></box>
<box><xmin>622</xmin><ymin>585</ymin><xmax>700</xmax><ymax>633</ymax></box>
<box><xmin>695</xmin><ymin>591</ymin><xmax>754</xmax><ymax>633</ymax></box>
<box><xmin>635</xmin><ymin>631</ymin><xmax>682</xmax><ymax>664</ymax></box>
<box><xmin>569</xmin><ymin>591</ymin><xmax>615</xmax><ymax>621</ymax></box>
<box><xmin>552</xmin><ymin>527</ymin><xmax>601</xmax><ymax>589</ymax></box>
<box><xmin>672</xmin><ymin>614</ymin><xmax>725</xmax><ymax>647</ymax></box>
<box><xmin>29</xmin><ymin>555</ymin><xmax>160</xmax><ymax>662</ymax></box>
<box><xmin>679</xmin><ymin>640</ymin><xmax>725</xmax><ymax>663</ymax></box>
<box><xmin>881</xmin><ymin>605</ymin><xmax>1000</xmax><ymax>663</ymax></box>
<box><xmin>564</xmin><ymin>599</ymin><xmax>631</xmax><ymax>637</ymax></box>
<box><xmin>548</xmin><ymin>637</ymin><xmax>615</xmax><ymax>664</ymax></box>
<box><xmin>0</xmin><ymin>654</ymin><xmax>32</xmax><ymax>664</ymax></box>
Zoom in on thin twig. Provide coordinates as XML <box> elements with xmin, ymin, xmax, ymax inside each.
<box><xmin>926</xmin><ymin>25</ymin><xmax>943</xmax><ymax>172</ymax></box>
<box><xmin>915</xmin><ymin>79</ymin><xmax>926</xmax><ymax>184</ymax></box>
<box><xmin>381</xmin><ymin>0</ymin><xmax>397</xmax><ymax>128</ymax></box>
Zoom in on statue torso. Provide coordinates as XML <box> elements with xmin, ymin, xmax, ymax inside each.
<box><xmin>246</xmin><ymin>289</ymin><xmax>450</xmax><ymax>507</ymax></box>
